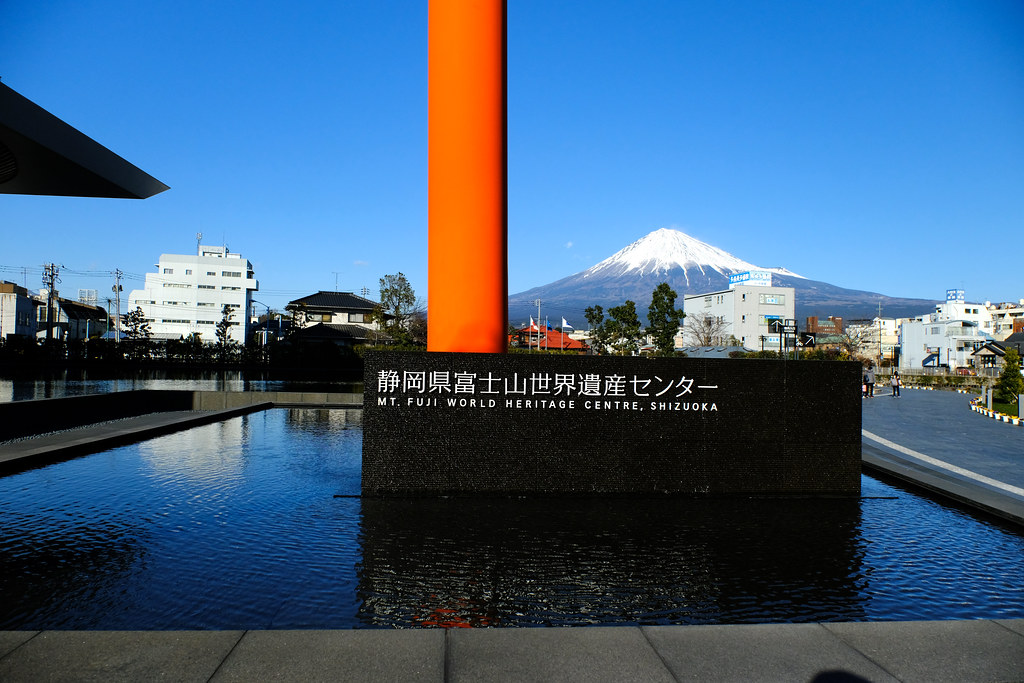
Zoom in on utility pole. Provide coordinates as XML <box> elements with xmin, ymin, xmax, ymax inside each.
<box><xmin>536</xmin><ymin>299</ymin><xmax>544</xmax><ymax>352</ymax></box>
<box><xmin>42</xmin><ymin>263</ymin><xmax>60</xmax><ymax>342</ymax></box>
<box><xmin>877</xmin><ymin>300</ymin><xmax>884</xmax><ymax>369</ymax></box>
<box><xmin>112</xmin><ymin>269</ymin><xmax>123</xmax><ymax>345</ymax></box>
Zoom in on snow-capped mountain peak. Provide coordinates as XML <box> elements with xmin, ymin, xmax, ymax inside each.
<box><xmin>583</xmin><ymin>228</ymin><xmax>791</xmax><ymax>281</ymax></box>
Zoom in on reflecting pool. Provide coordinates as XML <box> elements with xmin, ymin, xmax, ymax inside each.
<box><xmin>0</xmin><ymin>372</ymin><xmax>360</xmax><ymax>403</ymax></box>
<box><xmin>2</xmin><ymin>408</ymin><xmax>1023</xmax><ymax>630</ymax></box>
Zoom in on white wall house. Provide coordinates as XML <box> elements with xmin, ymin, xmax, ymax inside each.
<box><xmin>986</xmin><ymin>299</ymin><xmax>1024</xmax><ymax>341</ymax></box>
<box><xmin>899</xmin><ymin>318</ymin><xmax>990</xmax><ymax>370</ymax></box>
<box><xmin>0</xmin><ymin>282</ymin><xmax>36</xmax><ymax>340</ymax></box>
<box><xmin>682</xmin><ymin>283</ymin><xmax>796</xmax><ymax>350</ymax></box>
<box><xmin>127</xmin><ymin>246</ymin><xmax>258</xmax><ymax>344</ymax></box>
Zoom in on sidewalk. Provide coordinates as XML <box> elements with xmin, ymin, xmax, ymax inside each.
<box><xmin>861</xmin><ymin>387</ymin><xmax>1024</xmax><ymax>525</ymax></box>
<box><xmin>3</xmin><ymin>620</ymin><xmax>1023</xmax><ymax>682</ymax></box>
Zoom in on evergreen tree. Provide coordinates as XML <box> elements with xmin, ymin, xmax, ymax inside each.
<box><xmin>996</xmin><ymin>347</ymin><xmax>1023</xmax><ymax>405</ymax></box>
<box><xmin>372</xmin><ymin>272</ymin><xmax>421</xmax><ymax>347</ymax></box>
<box><xmin>606</xmin><ymin>300</ymin><xmax>643</xmax><ymax>355</ymax></box>
<box><xmin>584</xmin><ymin>305</ymin><xmax>610</xmax><ymax>354</ymax></box>
<box><xmin>120</xmin><ymin>306</ymin><xmax>153</xmax><ymax>361</ymax></box>
<box><xmin>216</xmin><ymin>305</ymin><xmax>240</xmax><ymax>362</ymax></box>
<box><xmin>646</xmin><ymin>282</ymin><xmax>685</xmax><ymax>356</ymax></box>
<box><xmin>121</xmin><ymin>306</ymin><xmax>152</xmax><ymax>341</ymax></box>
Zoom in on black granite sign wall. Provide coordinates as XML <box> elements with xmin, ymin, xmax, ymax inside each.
<box><xmin>362</xmin><ymin>351</ymin><xmax>861</xmax><ymax>496</ymax></box>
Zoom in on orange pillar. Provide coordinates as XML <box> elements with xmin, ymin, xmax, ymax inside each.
<box><xmin>428</xmin><ymin>0</ymin><xmax>507</xmax><ymax>353</ymax></box>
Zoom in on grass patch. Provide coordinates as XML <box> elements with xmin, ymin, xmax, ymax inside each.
<box><xmin>993</xmin><ymin>401</ymin><xmax>1020</xmax><ymax>417</ymax></box>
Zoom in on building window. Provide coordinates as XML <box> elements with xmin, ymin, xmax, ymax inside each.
<box><xmin>163</xmin><ymin>283</ymin><xmax>190</xmax><ymax>288</ymax></box>
<box><xmin>759</xmin><ymin>293</ymin><xmax>784</xmax><ymax>305</ymax></box>
<box><xmin>221</xmin><ymin>286</ymin><xmax>240</xmax><ymax>291</ymax></box>
<box><xmin>197</xmin><ymin>302</ymin><xmax>215</xmax><ymax>307</ymax></box>
<box><xmin>162</xmin><ymin>268</ymin><xmax>173</xmax><ymax>274</ymax></box>
<box><xmin>185</xmin><ymin>269</ymin><xmax>192</xmax><ymax>275</ymax></box>
<box><xmin>162</xmin><ymin>319</ymin><xmax>190</xmax><ymax>324</ymax></box>
<box><xmin>206</xmin><ymin>271</ymin><xmax>216</xmax><ymax>276</ymax></box>
<box><xmin>198</xmin><ymin>285</ymin><xmax>215</xmax><ymax>289</ymax></box>
<box><xmin>222</xmin><ymin>271</ymin><xmax>242</xmax><ymax>278</ymax></box>
<box><xmin>197</xmin><ymin>320</ymin><xmax>214</xmax><ymax>325</ymax></box>
<box><xmin>307</xmin><ymin>313</ymin><xmax>329</xmax><ymax>322</ymax></box>
<box><xmin>348</xmin><ymin>312</ymin><xmax>365</xmax><ymax>323</ymax></box>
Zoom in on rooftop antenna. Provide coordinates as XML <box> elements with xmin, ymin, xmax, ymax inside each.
<box><xmin>196</xmin><ymin>232</ymin><xmax>202</xmax><ymax>253</ymax></box>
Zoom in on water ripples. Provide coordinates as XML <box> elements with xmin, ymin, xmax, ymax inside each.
<box><xmin>1</xmin><ymin>409</ymin><xmax>1023</xmax><ymax>630</ymax></box>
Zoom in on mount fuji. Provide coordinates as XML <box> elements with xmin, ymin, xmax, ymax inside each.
<box><xmin>508</xmin><ymin>228</ymin><xmax>935</xmax><ymax>326</ymax></box>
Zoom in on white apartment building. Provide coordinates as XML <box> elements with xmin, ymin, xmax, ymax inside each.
<box><xmin>895</xmin><ymin>290</ymin><xmax>1012</xmax><ymax>370</ymax></box>
<box><xmin>986</xmin><ymin>300</ymin><xmax>1024</xmax><ymax>341</ymax></box>
<box><xmin>899</xmin><ymin>318</ymin><xmax>989</xmax><ymax>371</ymax></box>
<box><xmin>682</xmin><ymin>282</ymin><xmax>796</xmax><ymax>350</ymax></box>
<box><xmin>127</xmin><ymin>246</ymin><xmax>258</xmax><ymax>344</ymax></box>
<box><xmin>930</xmin><ymin>290</ymin><xmax>994</xmax><ymax>336</ymax></box>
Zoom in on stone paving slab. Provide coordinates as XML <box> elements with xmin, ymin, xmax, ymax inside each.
<box><xmin>0</xmin><ymin>631</ymin><xmax>36</xmax><ymax>659</ymax></box>
<box><xmin>0</xmin><ymin>630</ymin><xmax>244</xmax><ymax>683</ymax></box>
<box><xmin>3</xmin><ymin>622</ymin><xmax>1023</xmax><ymax>682</ymax></box>
<box><xmin>211</xmin><ymin>629</ymin><xmax>444</xmax><ymax>683</ymax></box>
<box><xmin>862</xmin><ymin>389</ymin><xmax>1024</xmax><ymax>489</ymax></box>
<box><xmin>823</xmin><ymin>619</ymin><xmax>1024</xmax><ymax>683</ymax></box>
<box><xmin>643</xmin><ymin>622</ymin><xmax>899</xmax><ymax>682</ymax></box>
<box><xmin>448</xmin><ymin>626</ymin><xmax>676</xmax><ymax>683</ymax></box>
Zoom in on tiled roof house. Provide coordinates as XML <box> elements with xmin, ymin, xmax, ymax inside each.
<box><xmin>285</xmin><ymin>291</ymin><xmax>385</xmax><ymax>346</ymax></box>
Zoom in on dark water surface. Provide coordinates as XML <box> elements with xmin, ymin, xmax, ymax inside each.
<box><xmin>2</xmin><ymin>409</ymin><xmax>1022</xmax><ymax>630</ymax></box>
<box><xmin>0</xmin><ymin>372</ymin><xmax>359</xmax><ymax>403</ymax></box>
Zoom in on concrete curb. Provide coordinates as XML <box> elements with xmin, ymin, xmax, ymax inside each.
<box><xmin>0</xmin><ymin>403</ymin><xmax>273</xmax><ymax>475</ymax></box>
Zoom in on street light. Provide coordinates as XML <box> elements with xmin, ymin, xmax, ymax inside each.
<box><xmin>250</xmin><ymin>299</ymin><xmax>271</xmax><ymax>346</ymax></box>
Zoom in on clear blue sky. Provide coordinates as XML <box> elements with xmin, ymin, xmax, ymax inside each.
<box><xmin>3</xmin><ymin>1</ymin><xmax>1022</xmax><ymax>315</ymax></box>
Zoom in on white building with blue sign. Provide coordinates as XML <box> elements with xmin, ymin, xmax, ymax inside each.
<box><xmin>728</xmin><ymin>270</ymin><xmax>774</xmax><ymax>288</ymax></box>
<box><xmin>682</xmin><ymin>284</ymin><xmax>796</xmax><ymax>350</ymax></box>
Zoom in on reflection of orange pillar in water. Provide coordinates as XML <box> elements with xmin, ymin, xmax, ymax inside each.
<box><xmin>428</xmin><ymin>0</ymin><xmax>507</xmax><ymax>353</ymax></box>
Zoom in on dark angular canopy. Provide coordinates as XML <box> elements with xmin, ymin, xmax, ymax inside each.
<box><xmin>0</xmin><ymin>81</ymin><xmax>168</xmax><ymax>199</ymax></box>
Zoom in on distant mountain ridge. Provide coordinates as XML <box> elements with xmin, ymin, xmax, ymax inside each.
<box><xmin>508</xmin><ymin>228</ymin><xmax>936</xmax><ymax>326</ymax></box>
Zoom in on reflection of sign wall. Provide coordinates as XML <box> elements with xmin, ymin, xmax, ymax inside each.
<box><xmin>363</xmin><ymin>351</ymin><xmax>861</xmax><ymax>496</ymax></box>
<box><xmin>729</xmin><ymin>270</ymin><xmax>773</xmax><ymax>288</ymax></box>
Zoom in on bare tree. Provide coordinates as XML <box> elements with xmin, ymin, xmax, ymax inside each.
<box><xmin>837</xmin><ymin>329</ymin><xmax>868</xmax><ymax>358</ymax></box>
<box><xmin>681</xmin><ymin>311</ymin><xmax>731</xmax><ymax>346</ymax></box>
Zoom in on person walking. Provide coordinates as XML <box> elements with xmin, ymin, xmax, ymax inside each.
<box><xmin>865</xmin><ymin>364</ymin><xmax>876</xmax><ymax>398</ymax></box>
<box><xmin>890</xmin><ymin>371</ymin><xmax>901</xmax><ymax>398</ymax></box>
